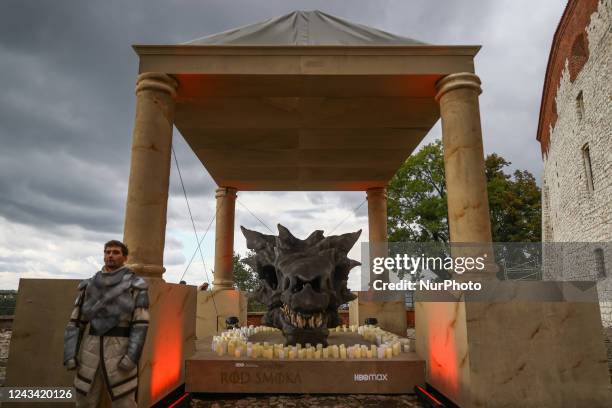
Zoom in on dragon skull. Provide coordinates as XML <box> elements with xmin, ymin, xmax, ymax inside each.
<box><xmin>241</xmin><ymin>224</ymin><xmax>361</xmax><ymax>346</ymax></box>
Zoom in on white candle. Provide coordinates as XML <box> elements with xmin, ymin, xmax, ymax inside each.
<box><xmin>392</xmin><ymin>342</ymin><xmax>401</xmax><ymax>356</ymax></box>
<box><xmin>217</xmin><ymin>341</ymin><xmax>226</xmax><ymax>356</ymax></box>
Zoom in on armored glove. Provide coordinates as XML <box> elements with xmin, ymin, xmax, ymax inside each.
<box><xmin>63</xmin><ymin>280</ymin><xmax>88</xmax><ymax>369</ymax></box>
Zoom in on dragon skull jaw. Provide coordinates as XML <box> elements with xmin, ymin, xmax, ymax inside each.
<box><xmin>280</xmin><ymin>304</ymin><xmax>328</xmax><ymax>329</ymax></box>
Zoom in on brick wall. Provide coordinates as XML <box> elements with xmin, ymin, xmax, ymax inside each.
<box><xmin>537</xmin><ymin>0</ymin><xmax>600</xmax><ymax>155</ymax></box>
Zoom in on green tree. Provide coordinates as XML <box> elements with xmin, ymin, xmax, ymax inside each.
<box><xmin>485</xmin><ymin>154</ymin><xmax>541</xmax><ymax>242</ymax></box>
<box><xmin>387</xmin><ymin>140</ymin><xmax>448</xmax><ymax>243</ymax></box>
<box><xmin>232</xmin><ymin>252</ymin><xmax>258</xmax><ymax>292</ymax></box>
<box><xmin>387</xmin><ymin>140</ymin><xmax>541</xmax><ymax>243</ymax></box>
<box><xmin>232</xmin><ymin>252</ymin><xmax>268</xmax><ymax>312</ymax></box>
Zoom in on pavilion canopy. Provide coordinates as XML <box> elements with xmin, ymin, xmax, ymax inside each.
<box><xmin>185</xmin><ymin>10</ymin><xmax>426</xmax><ymax>46</ymax></box>
<box><xmin>133</xmin><ymin>11</ymin><xmax>479</xmax><ymax>191</ymax></box>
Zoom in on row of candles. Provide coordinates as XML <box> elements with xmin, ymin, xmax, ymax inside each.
<box><xmin>212</xmin><ymin>325</ymin><xmax>412</xmax><ymax>359</ymax></box>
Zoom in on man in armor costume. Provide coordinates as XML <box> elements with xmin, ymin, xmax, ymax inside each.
<box><xmin>63</xmin><ymin>240</ymin><xmax>149</xmax><ymax>407</ymax></box>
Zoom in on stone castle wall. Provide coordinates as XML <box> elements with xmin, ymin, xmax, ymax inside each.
<box><xmin>542</xmin><ymin>0</ymin><xmax>611</xmax><ymax>326</ymax></box>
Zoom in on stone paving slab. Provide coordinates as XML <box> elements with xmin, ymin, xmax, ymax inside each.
<box><xmin>190</xmin><ymin>393</ymin><xmax>424</xmax><ymax>408</ymax></box>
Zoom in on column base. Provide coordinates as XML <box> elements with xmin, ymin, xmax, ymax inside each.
<box><xmin>196</xmin><ymin>289</ymin><xmax>247</xmax><ymax>338</ymax></box>
<box><xmin>348</xmin><ymin>291</ymin><xmax>407</xmax><ymax>336</ymax></box>
<box><xmin>212</xmin><ymin>278</ymin><xmax>234</xmax><ymax>290</ymax></box>
<box><xmin>127</xmin><ymin>263</ymin><xmax>166</xmax><ymax>279</ymax></box>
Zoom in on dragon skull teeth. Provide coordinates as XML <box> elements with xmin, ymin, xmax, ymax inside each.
<box><xmin>281</xmin><ymin>304</ymin><xmax>326</xmax><ymax>329</ymax></box>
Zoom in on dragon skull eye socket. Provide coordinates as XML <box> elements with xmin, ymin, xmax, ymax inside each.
<box><xmin>260</xmin><ymin>265</ymin><xmax>278</xmax><ymax>290</ymax></box>
<box><xmin>290</xmin><ymin>276</ymin><xmax>322</xmax><ymax>293</ymax></box>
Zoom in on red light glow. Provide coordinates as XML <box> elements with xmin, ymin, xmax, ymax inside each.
<box><xmin>426</xmin><ymin>302</ymin><xmax>460</xmax><ymax>398</ymax></box>
<box><xmin>167</xmin><ymin>392</ymin><xmax>189</xmax><ymax>408</ymax></box>
<box><xmin>149</xmin><ymin>292</ymin><xmax>184</xmax><ymax>401</ymax></box>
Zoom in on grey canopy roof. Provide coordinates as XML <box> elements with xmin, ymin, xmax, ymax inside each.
<box><xmin>185</xmin><ymin>10</ymin><xmax>426</xmax><ymax>46</ymax></box>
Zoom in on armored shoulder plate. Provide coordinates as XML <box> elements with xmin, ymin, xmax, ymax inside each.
<box><xmin>77</xmin><ymin>278</ymin><xmax>90</xmax><ymax>291</ymax></box>
<box><xmin>131</xmin><ymin>276</ymin><xmax>148</xmax><ymax>290</ymax></box>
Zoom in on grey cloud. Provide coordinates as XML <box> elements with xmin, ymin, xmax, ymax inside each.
<box><xmin>0</xmin><ymin>0</ymin><xmax>566</xmax><ymax>287</ymax></box>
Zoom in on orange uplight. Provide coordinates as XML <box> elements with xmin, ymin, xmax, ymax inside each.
<box><xmin>426</xmin><ymin>302</ymin><xmax>460</xmax><ymax>397</ymax></box>
<box><xmin>149</xmin><ymin>293</ymin><xmax>184</xmax><ymax>401</ymax></box>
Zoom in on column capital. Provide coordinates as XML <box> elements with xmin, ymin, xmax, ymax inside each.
<box><xmin>135</xmin><ymin>72</ymin><xmax>178</xmax><ymax>97</ymax></box>
<box><xmin>215</xmin><ymin>186</ymin><xmax>238</xmax><ymax>199</ymax></box>
<box><xmin>435</xmin><ymin>72</ymin><xmax>482</xmax><ymax>102</ymax></box>
<box><xmin>366</xmin><ymin>187</ymin><xmax>386</xmax><ymax>200</ymax></box>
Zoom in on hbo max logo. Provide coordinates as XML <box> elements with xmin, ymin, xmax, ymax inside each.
<box><xmin>353</xmin><ymin>373</ymin><xmax>388</xmax><ymax>382</ymax></box>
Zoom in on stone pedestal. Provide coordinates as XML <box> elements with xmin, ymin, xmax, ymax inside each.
<box><xmin>5</xmin><ymin>278</ymin><xmax>196</xmax><ymax>408</ymax></box>
<box><xmin>415</xmin><ymin>282</ymin><xmax>612</xmax><ymax>407</ymax></box>
<box><xmin>349</xmin><ymin>291</ymin><xmax>407</xmax><ymax>336</ymax></box>
<box><xmin>138</xmin><ymin>280</ymin><xmax>196</xmax><ymax>407</ymax></box>
<box><xmin>186</xmin><ymin>342</ymin><xmax>425</xmax><ymax>394</ymax></box>
<box><xmin>196</xmin><ymin>289</ymin><xmax>247</xmax><ymax>338</ymax></box>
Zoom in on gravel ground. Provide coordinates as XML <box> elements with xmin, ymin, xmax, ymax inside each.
<box><xmin>605</xmin><ymin>327</ymin><xmax>612</xmax><ymax>382</ymax></box>
<box><xmin>0</xmin><ymin>328</ymin><xmax>11</xmax><ymax>385</ymax></box>
<box><xmin>190</xmin><ymin>393</ymin><xmax>423</xmax><ymax>408</ymax></box>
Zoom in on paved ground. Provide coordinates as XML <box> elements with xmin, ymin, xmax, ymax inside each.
<box><xmin>1</xmin><ymin>327</ymin><xmax>611</xmax><ymax>406</ymax></box>
<box><xmin>190</xmin><ymin>394</ymin><xmax>423</xmax><ymax>407</ymax></box>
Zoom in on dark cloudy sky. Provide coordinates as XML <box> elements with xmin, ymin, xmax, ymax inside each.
<box><xmin>0</xmin><ymin>0</ymin><xmax>565</xmax><ymax>289</ymax></box>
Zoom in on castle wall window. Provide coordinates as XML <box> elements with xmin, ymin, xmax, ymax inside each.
<box><xmin>594</xmin><ymin>248</ymin><xmax>606</xmax><ymax>279</ymax></box>
<box><xmin>581</xmin><ymin>143</ymin><xmax>594</xmax><ymax>192</ymax></box>
<box><xmin>576</xmin><ymin>91</ymin><xmax>584</xmax><ymax>120</ymax></box>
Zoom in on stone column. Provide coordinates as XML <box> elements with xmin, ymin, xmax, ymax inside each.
<box><xmin>435</xmin><ymin>72</ymin><xmax>492</xmax><ymax>244</ymax></box>
<box><xmin>351</xmin><ymin>187</ymin><xmax>405</xmax><ymax>335</ymax></box>
<box><xmin>213</xmin><ymin>187</ymin><xmax>238</xmax><ymax>290</ymax></box>
<box><xmin>366</xmin><ymin>187</ymin><xmax>388</xmax><ymax>284</ymax></box>
<box><xmin>123</xmin><ymin>73</ymin><xmax>178</xmax><ymax>279</ymax></box>
<box><xmin>419</xmin><ymin>72</ymin><xmax>493</xmax><ymax>406</ymax></box>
